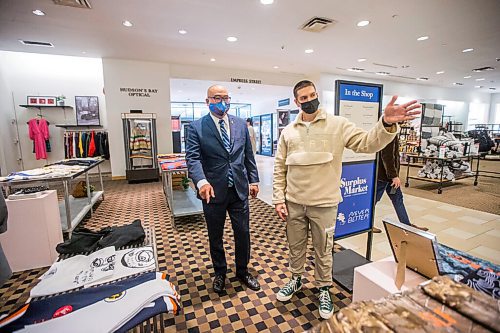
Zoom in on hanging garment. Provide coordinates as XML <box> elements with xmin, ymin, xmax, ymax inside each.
<box><xmin>78</xmin><ymin>132</ymin><xmax>83</xmax><ymax>157</ymax></box>
<box><xmin>130</xmin><ymin>125</ymin><xmax>152</xmax><ymax>157</ymax></box>
<box><xmin>28</xmin><ymin>118</ymin><xmax>50</xmax><ymax>160</ymax></box>
<box><xmin>88</xmin><ymin>131</ymin><xmax>96</xmax><ymax>157</ymax></box>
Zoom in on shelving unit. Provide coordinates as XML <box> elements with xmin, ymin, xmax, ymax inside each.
<box><xmin>418</xmin><ymin>103</ymin><xmax>444</xmax><ymax>153</ymax></box>
<box><xmin>0</xmin><ymin>159</ymin><xmax>105</xmax><ymax>234</ymax></box>
<box><xmin>404</xmin><ymin>153</ymin><xmax>476</xmax><ymax>194</ymax></box>
<box><xmin>398</xmin><ymin>124</ymin><xmax>419</xmax><ymax>163</ymax></box>
<box><xmin>55</xmin><ymin>124</ymin><xmax>103</xmax><ymax>129</ymax></box>
<box><xmin>19</xmin><ymin>105</ymin><xmax>73</xmax><ymax>110</ymax></box>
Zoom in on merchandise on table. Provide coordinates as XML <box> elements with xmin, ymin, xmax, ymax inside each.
<box><xmin>0</xmin><ymin>272</ymin><xmax>180</xmax><ymax>333</ymax></box>
<box><xmin>157</xmin><ymin>154</ymin><xmax>187</xmax><ymax>171</ymax></box>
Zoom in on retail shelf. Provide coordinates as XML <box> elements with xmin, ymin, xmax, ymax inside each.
<box><xmin>170</xmin><ymin>188</ymin><xmax>203</xmax><ymax>218</ymax></box>
<box><xmin>58</xmin><ymin>191</ymin><xmax>104</xmax><ymax>232</ymax></box>
<box><xmin>20</xmin><ymin>104</ymin><xmax>73</xmax><ymax>109</ymax></box>
<box><xmin>55</xmin><ymin>124</ymin><xmax>104</xmax><ymax>129</ymax></box>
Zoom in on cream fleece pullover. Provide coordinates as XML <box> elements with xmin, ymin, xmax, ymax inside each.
<box><xmin>272</xmin><ymin>109</ymin><xmax>398</xmax><ymax>207</ymax></box>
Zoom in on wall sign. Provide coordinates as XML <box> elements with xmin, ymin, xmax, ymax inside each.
<box><xmin>230</xmin><ymin>78</ymin><xmax>262</xmax><ymax>84</ymax></box>
<box><xmin>278</xmin><ymin>98</ymin><xmax>290</xmax><ymax>107</ymax></box>
<box><xmin>120</xmin><ymin>87</ymin><xmax>159</xmax><ymax>98</ymax></box>
<box><xmin>260</xmin><ymin>114</ymin><xmax>273</xmax><ymax>156</ymax></box>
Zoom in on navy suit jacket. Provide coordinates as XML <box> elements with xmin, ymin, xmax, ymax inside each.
<box><xmin>186</xmin><ymin>114</ymin><xmax>259</xmax><ymax>203</ymax></box>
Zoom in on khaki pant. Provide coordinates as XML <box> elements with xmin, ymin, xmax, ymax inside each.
<box><xmin>286</xmin><ymin>201</ymin><xmax>337</xmax><ymax>288</ymax></box>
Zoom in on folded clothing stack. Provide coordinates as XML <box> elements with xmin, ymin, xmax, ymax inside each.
<box><xmin>0</xmin><ymin>272</ymin><xmax>180</xmax><ymax>333</ymax></box>
<box><xmin>56</xmin><ymin>219</ymin><xmax>145</xmax><ymax>255</ymax></box>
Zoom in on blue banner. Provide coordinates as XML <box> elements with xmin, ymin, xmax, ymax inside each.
<box><xmin>339</xmin><ymin>83</ymin><xmax>380</xmax><ymax>103</ymax></box>
<box><xmin>334</xmin><ymin>161</ymin><xmax>376</xmax><ymax>238</ymax></box>
<box><xmin>278</xmin><ymin>98</ymin><xmax>290</xmax><ymax>107</ymax></box>
<box><xmin>260</xmin><ymin>114</ymin><xmax>273</xmax><ymax>156</ymax></box>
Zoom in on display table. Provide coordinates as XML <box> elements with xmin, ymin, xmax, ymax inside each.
<box><xmin>0</xmin><ymin>190</ymin><xmax>63</xmax><ymax>271</ymax></box>
<box><xmin>352</xmin><ymin>256</ymin><xmax>427</xmax><ymax>302</ymax></box>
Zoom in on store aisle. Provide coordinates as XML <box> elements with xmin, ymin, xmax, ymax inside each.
<box><xmin>254</xmin><ymin>155</ymin><xmax>500</xmax><ymax>265</ymax></box>
<box><xmin>0</xmin><ymin>180</ymin><xmax>351</xmax><ymax>332</ymax></box>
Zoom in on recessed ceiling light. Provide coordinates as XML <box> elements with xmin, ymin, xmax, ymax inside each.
<box><xmin>260</xmin><ymin>0</ymin><xmax>274</xmax><ymax>4</ymax></box>
<box><xmin>416</xmin><ymin>77</ymin><xmax>429</xmax><ymax>81</ymax></box>
<box><xmin>417</xmin><ymin>36</ymin><xmax>429</xmax><ymax>41</ymax></box>
<box><xmin>82</xmin><ymin>51</ymin><xmax>87</xmax><ymax>54</ymax></box>
<box><xmin>178</xmin><ymin>29</ymin><xmax>187</xmax><ymax>34</ymax></box>
<box><xmin>476</xmin><ymin>78</ymin><xmax>485</xmax><ymax>81</ymax></box>
<box><xmin>348</xmin><ymin>68</ymin><xmax>364</xmax><ymax>72</ymax></box>
<box><xmin>122</xmin><ymin>20</ymin><xmax>133</xmax><ymax>27</ymax></box>
<box><xmin>210</xmin><ymin>58</ymin><xmax>216</xmax><ymax>62</ymax></box>
<box><xmin>273</xmin><ymin>66</ymin><xmax>279</xmax><ymax>69</ymax></box>
<box><xmin>475</xmin><ymin>85</ymin><xmax>483</xmax><ymax>88</ymax></box>
<box><xmin>357</xmin><ymin>58</ymin><xmax>367</xmax><ymax>62</ymax></box>
<box><xmin>453</xmin><ymin>82</ymin><xmax>463</xmax><ymax>86</ymax></box>
<box><xmin>226</xmin><ymin>36</ymin><xmax>238</xmax><ymax>42</ymax></box>
<box><xmin>32</xmin><ymin>9</ymin><xmax>45</xmax><ymax>16</ymax></box>
<box><xmin>463</xmin><ymin>76</ymin><xmax>472</xmax><ymax>79</ymax></box>
<box><xmin>436</xmin><ymin>71</ymin><xmax>445</xmax><ymax>74</ymax></box>
<box><xmin>305</xmin><ymin>49</ymin><xmax>314</xmax><ymax>54</ymax></box>
<box><xmin>462</xmin><ymin>48</ymin><xmax>474</xmax><ymax>53</ymax></box>
<box><xmin>357</xmin><ymin>20</ymin><xmax>370</xmax><ymax>27</ymax></box>
<box><xmin>376</xmin><ymin>72</ymin><xmax>390</xmax><ymax>76</ymax></box>
<box><xmin>489</xmin><ymin>87</ymin><xmax>497</xmax><ymax>90</ymax></box>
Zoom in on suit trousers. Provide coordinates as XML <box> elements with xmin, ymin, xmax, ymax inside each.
<box><xmin>286</xmin><ymin>201</ymin><xmax>337</xmax><ymax>288</ymax></box>
<box><xmin>202</xmin><ymin>187</ymin><xmax>250</xmax><ymax>277</ymax></box>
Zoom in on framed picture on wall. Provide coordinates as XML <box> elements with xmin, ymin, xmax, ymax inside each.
<box><xmin>75</xmin><ymin>96</ymin><xmax>100</xmax><ymax>126</ymax></box>
<box><xmin>27</xmin><ymin>96</ymin><xmax>57</xmax><ymax>106</ymax></box>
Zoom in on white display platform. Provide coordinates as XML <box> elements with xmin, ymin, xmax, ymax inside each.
<box><xmin>352</xmin><ymin>256</ymin><xmax>428</xmax><ymax>302</ymax></box>
<box><xmin>0</xmin><ymin>190</ymin><xmax>63</xmax><ymax>272</ymax></box>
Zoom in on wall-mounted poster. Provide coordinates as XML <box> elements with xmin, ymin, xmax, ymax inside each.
<box><xmin>260</xmin><ymin>113</ymin><xmax>273</xmax><ymax>156</ymax></box>
<box><xmin>278</xmin><ymin>110</ymin><xmax>289</xmax><ymax>127</ymax></box>
<box><xmin>252</xmin><ymin>115</ymin><xmax>261</xmax><ymax>154</ymax></box>
<box><xmin>75</xmin><ymin>96</ymin><xmax>100</xmax><ymax>126</ymax></box>
<box><xmin>27</xmin><ymin>96</ymin><xmax>57</xmax><ymax>106</ymax></box>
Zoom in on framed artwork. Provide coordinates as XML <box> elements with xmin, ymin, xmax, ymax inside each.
<box><xmin>27</xmin><ymin>96</ymin><xmax>57</xmax><ymax>106</ymax></box>
<box><xmin>278</xmin><ymin>110</ymin><xmax>289</xmax><ymax>127</ymax></box>
<box><xmin>75</xmin><ymin>96</ymin><xmax>100</xmax><ymax>126</ymax></box>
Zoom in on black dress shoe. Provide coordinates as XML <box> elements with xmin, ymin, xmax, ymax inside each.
<box><xmin>213</xmin><ymin>275</ymin><xmax>226</xmax><ymax>294</ymax></box>
<box><xmin>238</xmin><ymin>273</ymin><xmax>260</xmax><ymax>291</ymax></box>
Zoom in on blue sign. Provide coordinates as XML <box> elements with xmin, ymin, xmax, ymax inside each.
<box><xmin>339</xmin><ymin>83</ymin><xmax>380</xmax><ymax>103</ymax></box>
<box><xmin>278</xmin><ymin>98</ymin><xmax>290</xmax><ymax>107</ymax></box>
<box><xmin>334</xmin><ymin>161</ymin><xmax>376</xmax><ymax>238</ymax></box>
<box><xmin>259</xmin><ymin>114</ymin><xmax>273</xmax><ymax>156</ymax></box>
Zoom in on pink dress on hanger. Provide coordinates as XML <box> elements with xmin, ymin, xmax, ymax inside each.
<box><xmin>28</xmin><ymin>118</ymin><xmax>50</xmax><ymax>160</ymax></box>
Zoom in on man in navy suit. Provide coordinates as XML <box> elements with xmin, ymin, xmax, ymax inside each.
<box><xmin>186</xmin><ymin>84</ymin><xmax>260</xmax><ymax>294</ymax></box>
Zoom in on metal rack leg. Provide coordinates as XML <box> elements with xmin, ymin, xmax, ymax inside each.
<box><xmin>86</xmin><ymin>172</ymin><xmax>92</xmax><ymax>216</ymax></box>
<box><xmin>405</xmin><ymin>155</ymin><xmax>410</xmax><ymax>187</ymax></box>
<box><xmin>63</xmin><ymin>180</ymin><xmax>72</xmax><ymax>233</ymax></box>
<box><xmin>438</xmin><ymin>160</ymin><xmax>444</xmax><ymax>194</ymax></box>
<box><xmin>98</xmin><ymin>164</ymin><xmax>105</xmax><ymax>199</ymax></box>
<box><xmin>474</xmin><ymin>156</ymin><xmax>480</xmax><ymax>186</ymax></box>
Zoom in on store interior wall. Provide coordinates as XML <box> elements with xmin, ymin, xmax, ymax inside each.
<box><xmin>102</xmin><ymin>58</ymin><xmax>172</xmax><ymax>177</ymax></box>
<box><xmin>0</xmin><ymin>51</ymin><xmax>110</xmax><ymax>174</ymax></box>
<box><xmin>489</xmin><ymin>93</ymin><xmax>500</xmax><ymax>123</ymax></box>
<box><xmin>317</xmin><ymin>72</ymin><xmax>492</xmax><ymax>128</ymax></box>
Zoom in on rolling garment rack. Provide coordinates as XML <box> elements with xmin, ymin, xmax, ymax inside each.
<box><xmin>0</xmin><ymin>159</ymin><xmax>105</xmax><ymax>235</ymax></box>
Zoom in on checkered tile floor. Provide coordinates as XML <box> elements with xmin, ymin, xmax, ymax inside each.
<box><xmin>0</xmin><ymin>181</ymin><xmax>352</xmax><ymax>332</ymax></box>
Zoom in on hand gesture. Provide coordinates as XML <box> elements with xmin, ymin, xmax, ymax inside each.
<box><xmin>199</xmin><ymin>184</ymin><xmax>215</xmax><ymax>203</ymax></box>
<box><xmin>383</xmin><ymin>96</ymin><xmax>421</xmax><ymax>124</ymax></box>
<box><xmin>391</xmin><ymin>177</ymin><xmax>401</xmax><ymax>189</ymax></box>
<box><xmin>275</xmin><ymin>203</ymin><xmax>288</xmax><ymax>222</ymax></box>
<box><xmin>249</xmin><ymin>184</ymin><xmax>259</xmax><ymax>198</ymax></box>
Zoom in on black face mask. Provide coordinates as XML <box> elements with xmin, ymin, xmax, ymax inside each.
<box><xmin>300</xmin><ymin>98</ymin><xmax>320</xmax><ymax>114</ymax></box>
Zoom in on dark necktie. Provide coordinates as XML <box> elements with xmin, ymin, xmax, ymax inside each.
<box><xmin>219</xmin><ymin>119</ymin><xmax>234</xmax><ymax>187</ymax></box>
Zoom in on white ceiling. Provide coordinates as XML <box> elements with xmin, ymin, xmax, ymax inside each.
<box><xmin>1</xmin><ymin>0</ymin><xmax>499</xmax><ymax>92</ymax></box>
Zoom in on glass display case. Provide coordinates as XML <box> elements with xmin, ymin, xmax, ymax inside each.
<box><xmin>122</xmin><ymin>113</ymin><xmax>159</xmax><ymax>182</ymax></box>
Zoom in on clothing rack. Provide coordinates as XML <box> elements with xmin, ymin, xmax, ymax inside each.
<box><xmin>63</xmin><ymin>130</ymin><xmax>110</xmax><ymax>160</ymax></box>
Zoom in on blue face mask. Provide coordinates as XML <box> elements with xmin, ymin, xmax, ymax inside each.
<box><xmin>209</xmin><ymin>101</ymin><xmax>230</xmax><ymax>117</ymax></box>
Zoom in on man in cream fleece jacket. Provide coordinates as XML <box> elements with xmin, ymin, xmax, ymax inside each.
<box><xmin>272</xmin><ymin>80</ymin><xmax>421</xmax><ymax>319</ymax></box>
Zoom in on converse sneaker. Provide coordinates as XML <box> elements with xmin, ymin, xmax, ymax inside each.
<box><xmin>276</xmin><ymin>275</ymin><xmax>302</xmax><ymax>302</ymax></box>
<box><xmin>318</xmin><ymin>286</ymin><xmax>335</xmax><ymax>319</ymax></box>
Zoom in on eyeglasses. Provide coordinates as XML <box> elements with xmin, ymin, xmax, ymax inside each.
<box><xmin>208</xmin><ymin>95</ymin><xmax>231</xmax><ymax>103</ymax></box>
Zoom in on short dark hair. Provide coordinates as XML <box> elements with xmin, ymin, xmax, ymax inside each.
<box><xmin>246</xmin><ymin>118</ymin><xmax>253</xmax><ymax>126</ymax></box>
<box><xmin>293</xmin><ymin>80</ymin><xmax>316</xmax><ymax>98</ymax></box>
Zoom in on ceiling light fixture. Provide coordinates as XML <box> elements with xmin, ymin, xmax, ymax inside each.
<box><xmin>436</xmin><ymin>71</ymin><xmax>445</xmax><ymax>74</ymax></box>
<box><xmin>348</xmin><ymin>68</ymin><xmax>364</xmax><ymax>72</ymax></box>
<box><xmin>475</xmin><ymin>86</ymin><xmax>483</xmax><ymax>88</ymax></box>
<box><xmin>416</xmin><ymin>77</ymin><xmax>429</xmax><ymax>81</ymax></box>
<box><xmin>357</xmin><ymin>58</ymin><xmax>367</xmax><ymax>62</ymax></box>
<box><xmin>178</xmin><ymin>29</ymin><xmax>187</xmax><ymax>34</ymax></box>
<box><xmin>357</xmin><ymin>20</ymin><xmax>370</xmax><ymax>27</ymax></box>
<box><xmin>476</xmin><ymin>78</ymin><xmax>485</xmax><ymax>81</ymax></box>
<box><xmin>260</xmin><ymin>0</ymin><xmax>274</xmax><ymax>4</ymax></box>
<box><xmin>305</xmin><ymin>49</ymin><xmax>314</xmax><ymax>54</ymax></box>
<box><xmin>273</xmin><ymin>66</ymin><xmax>279</xmax><ymax>69</ymax></box>
<box><xmin>32</xmin><ymin>9</ymin><xmax>45</xmax><ymax>16</ymax></box>
<box><xmin>453</xmin><ymin>82</ymin><xmax>464</xmax><ymax>86</ymax></box>
<box><xmin>210</xmin><ymin>58</ymin><xmax>216</xmax><ymax>62</ymax></box>
<box><xmin>122</xmin><ymin>20</ymin><xmax>133</xmax><ymax>27</ymax></box>
<box><xmin>401</xmin><ymin>65</ymin><xmax>410</xmax><ymax>68</ymax></box>
<box><xmin>376</xmin><ymin>72</ymin><xmax>390</xmax><ymax>76</ymax></box>
<box><xmin>417</xmin><ymin>36</ymin><xmax>429</xmax><ymax>41</ymax></box>
<box><xmin>462</xmin><ymin>48</ymin><xmax>474</xmax><ymax>53</ymax></box>
<box><xmin>464</xmin><ymin>76</ymin><xmax>472</xmax><ymax>79</ymax></box>
<box><xmin>226</xmin><ymin>36</ymin><xmax>238</xmax><ymax>42</ymax></box>
<box><xmin>489</xmin><ymin>87</ymin><xmax>497</xmax><ymax>90</ymax></box>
